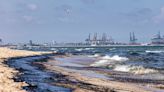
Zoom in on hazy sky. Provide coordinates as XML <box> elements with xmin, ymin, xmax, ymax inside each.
<box><xmin>0</xmin><ymin>0</ymin><xmax>164</xmax><ymax>43</ymax></box>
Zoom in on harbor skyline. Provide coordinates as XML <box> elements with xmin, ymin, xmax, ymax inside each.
<box><xmin>2</xmin><ymin>32</ymin><xmax>164</xmax><ymax>45</ymax></box>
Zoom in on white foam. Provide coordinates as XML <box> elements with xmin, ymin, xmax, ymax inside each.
<box><xmin>129</xmin><ymin>66</ymin><xmax>158</xmax><ymax>74</ymax></box>
<box><xmin>90</xmin><ymin>60</ymin><xmax>110</xmax><ymax>67</ymax></box>
<box><xmin>109</xmin><ymin>48</ymin><xmax>116</xmax><ymax>50</ymax></box>
<box><xmin>75</xmin><ymin>48</ymin><xmax>94</xmax><ymax>51</ymax></box>
<box><xmin>88</xmin><ymin>54</ymin><xmax>101</xmax><ymax>58</ymax></box>
<box><xmin>102</xmin><ymin>55</ymin><xmax>129</xmax><ymax>61</ymax></box>
<box><xmin>145</xmin><ymin>50</ymin><xmax>164</xmax><ymax>53</ymax></box>
<box><xmin>75</xmin><ymin>48</ymin><xmax>83</xmax><ymax>51</ymax></box>
<box><xmin>114</xmin><ymin>65</ymin><xmax>130</xmax><ymax>72</ymax></box>
<box><xmin>114</xmin><ymin>65</ymin><xmax>158</xmax><ymax>74</ymax></box>
<box><xmin>84</xmin><ymin>48</ymin><xmax>94</xmax><ymax>50</ymax></box>
<box><xmin>90</xmin><ymin>55</ymin><xmax>129</xmax><ymax>67</ymax></box>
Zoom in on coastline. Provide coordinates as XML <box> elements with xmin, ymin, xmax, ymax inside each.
<box><xmin>0</xmin><ymin>47</ymin><xmax>52</xmax><ymax>92</ymax></box>
<box><xmin>39</xmin><ymin>55</ymin><xmax>164</xmax><ymax>92</ymax></box>
<box><xmin>38</xmin><ymin>45</ymin><xmax>164</xmax><ymax>49</ymax></box>
<box><xmin>1</xmin><ymin>47</ymin><xmax>164</xmax><ymax>92</ymax></box>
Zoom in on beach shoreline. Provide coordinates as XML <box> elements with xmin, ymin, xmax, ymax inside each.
<box><xmin>1</xmin><ymin>47</ymin><xmax>164</xmax><ymax>92</ymax></box>
<box><xmin>0</xmin><ymin>47</ymin><xmax>52</xmax><ymax>92</ymax></box>
<box><xmin>39</xmin><ymin>55</ymin><xmax>164</xmax><ymax>92</ymax></box>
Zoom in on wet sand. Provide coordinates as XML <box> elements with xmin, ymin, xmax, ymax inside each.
<box><xmin>0</xmin><ymin>47</ymin><xmax>51</xmax><ymax>92</ymax></box>
<box><xmin>40</xmin><ymin>55</ymin><xmax>164</xmax><ymax>92</ymax></box>
<box><xmin>7</xmin><ymin>56</ymin><xmax>72</xmax><ymax>92</ymax></box>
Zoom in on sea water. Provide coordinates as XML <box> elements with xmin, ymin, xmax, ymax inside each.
<box><xmin>53</xmin><ymin>46</ymin><xmax>164</xmax><ymax>75</ymax></box>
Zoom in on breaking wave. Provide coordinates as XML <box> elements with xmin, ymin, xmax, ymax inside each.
<box><xmin>101</xmin><ymin>55</ymin><xmax>129</xmax><ymax>61</ymax></box>
<box><xmin>90</xmin><ymin>55</ymin><xmax>158</xmax><ymax>74</ymax></box>
<box><xmin>84</xmin><ymin>48</ymin><xmax>94</xmax><ymax>50</ymax></box>
<box><xmin>114</xmin><ymin>65</ymin><xmax>158</xmax><ymax>74</ymax></box>
<box><xmin>90</xmin><ymin>60</ymin><xmax>111</xmax><ymax>67</ymax></box>
<box><xmin>75</xmin><ymin>48</ymin><xmax>83</xmax><ymax>52</ymax></box>
<box><xmin>90</xmin><ymin>55</ymin><xmax>129</xmax><ymax>67</ymax></box>
<box><xmin>145</xmin><ymin>50</ymin><xmax>164</xmax><ymax>54</ymax></box>
<box><xmin>75</xmin><ymin>48</ymin><xmax>95</xmax><ymax>52</ymax></box>
<box><xmin>57</xmin><ymin>47</ymin><xmax>164</xmax><ymax>75</ymax></box>
<box><xmin>88</xmin><ymin>54</ymin><xmax>101</xmax><ymax>58</ymax></box>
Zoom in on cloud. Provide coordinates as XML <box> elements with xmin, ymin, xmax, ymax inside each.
<box><xmin>55</xmin><ymin>5</ymin><xmax>72</xmax><ymax>15</ymax></box>
<box><xmin>122</xmin><ymin>8</ymin><xmax>153</xmax><ymax>25</ymax></box>
<box><xmin>27</xmin><ymin>4</ymin><xmax>38</xmax><ymax>11</ymax></box>
<box><xmin>153</xmin><ymin>7</ymin><xmax>164</xmax><ymax>23</ymax></box>
<box><xmin>80</xmin><ymin>0</ymin><xmax>95</xmax><ymax>4</ymax></box>
<box><xmin>54</xmin><ymin>5</ymin><xmax>79</xmax><ymax>23</ymax></box>
<box><xmin>22</xmin><ymin>15</ymin><xmax>34</xmax><ymax>22</ymax></box>
<box><xmin>126</xmin><ymin>8</ymin><xmax>152</xmax><ymax>20</ymax></box>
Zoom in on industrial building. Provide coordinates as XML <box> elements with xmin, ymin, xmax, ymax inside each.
<box><xmin>85</xmin><ymin>33</ymin><xmax>115</xmax><ymax>46</ymax></box>
<box><xmin>151</xmin><ymin>32</ymin><xmax>164</xmax><ymax>45</ymax></box>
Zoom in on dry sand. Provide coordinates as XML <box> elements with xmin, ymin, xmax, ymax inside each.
<box><xmin>0</xmin><ymin>47</ymin><xmax>51</xmax><ymax>92</ymax></box>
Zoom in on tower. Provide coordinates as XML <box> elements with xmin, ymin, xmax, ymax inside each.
<box><xmin>157</xmin><ymin>31</ymin><xmax>161</xmax><ymax>39</ymax></box>
<box><xmin>29</xmin><ymin>40</ymin><xmax>33</xmax><ymax>46</ymax></box>
<box><xmin>129</xmin><ymin>32</ymin><xmax>137</xmax><ymax>45</ymax></box>
<box><xmin>92</xmin><ymin>33</ymin><xmax>98</xmax><ymax>45</ymax></box>
<box><xmin>85</xmin><ymin>33</ymin><xmax>91</xmax><ymax>44</ymax></box>
<box><xmin>130</xmin><ymin>32</ymin><xmax>132</xmax><ymax>42</ymax></box>
<box><xmin>102</xmin><ymin>33</ymin><xmax>107</xmax><ymax>41</ymax></box>
<box><xmin>93</xmin><ymin>33</ymin><xmax>97</xmax><ymax>41</ymax></box>
<box><xmin>0</xmin><ymin>38</ymin><xmax>2</xmax><ymax>45</ymax></box>
<box><xmin>88</xmin><ymin>33</ymin><xmax>91</xmax><ymax>41</ymax></box>
<box><xmin>101</xmin><ymin>33</ymin><xmax>107</xmax><ymax>45</ymax></box>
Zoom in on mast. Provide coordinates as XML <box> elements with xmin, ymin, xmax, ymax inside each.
<box><xmin>93</xmin><ymin>33</ymin><xmax>97</xmax><ymax>41</ymax></box>
<box><xmin>132</xmin><ymin>32</ymin><xmax>135</xmax><ymax>41</ymax></box>
<box><xmin>88</xmin><ymin>33</ymin><xmax>91</xmax><ymax>41</ymax></box>
<box><xmin>92</xmin><ymin>33</ymin><xmax>98</xmax><ymax>45</ymax></box>
<box><xmin>86</xmin><ymin>33</ymin><xmax>91</xmax><ymax>44</ymax></box>
<box><xmin>132</xmin><ymin>32</ymin><xmax>137</xmax><ymax>42</ymax></box>
<box><xmin>129</xmin><ymin>32</ymin><xmax>137</xmax><ymax>44</ymax></box>
<box><xmin>158</xmin><ymin>31</ymin><xmax>161</xmax><ymax>39</ymax></box>
<box><xmin>102</xmin><ymin>33</ymin><xmax>107</xmax><ymax>41</ymax></box>
<box><xmin>130</xmin><ymin>32</ymin><xmax>132</xmax><ymax>42</ymax></box>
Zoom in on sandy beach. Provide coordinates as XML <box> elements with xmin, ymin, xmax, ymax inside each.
<box><xmin>0</xmin><ymin>47</ymin><xmax>51</xmax><ymax>92</ymax></box>
<box><xmin>1</xmin><ymin>47</ymin><xmax>164</xmax><ymax>92</ymax></box>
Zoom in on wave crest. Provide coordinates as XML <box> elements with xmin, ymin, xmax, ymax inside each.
<box><xmin>88</xmin><ymin>54</ymin><xmax>101</xmax><ymax>58</ymax></box>
<box><xmin>114</xmin><ymin>65</ymin><xmax>158</xmax><ymax>74</ymax></box>
<box><xmin>145</xmin><ymin>50</ymin><xmax>164</xmax><ymax>54</ymax></box>
<box><xmin>90</xmin><ymin>55</ymin><xmax>158</xmax><ymax>74</ymax></box>
<box><xmin>90</xmin><ymin>55</ymin><xmax>129</xmax><ymax>67</ymax></box>
<box><xmin>101</xmin><ymin>55</ymin><xmax>129</xmax><ymax>61</ymax></box>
